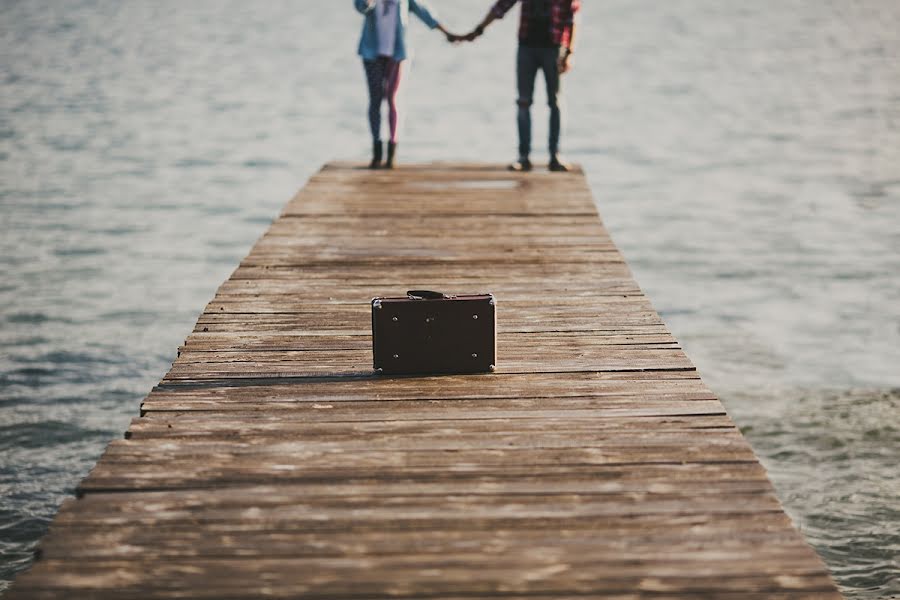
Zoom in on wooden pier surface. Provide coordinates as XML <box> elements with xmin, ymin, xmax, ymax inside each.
<box><xmin>9</xmin><ymin>163</ymin><xmax>841</xmax><ymax>598</ymax></box>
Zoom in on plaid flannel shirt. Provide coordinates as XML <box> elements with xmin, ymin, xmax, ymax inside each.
<box><xmin>490</xmin><ymin>0</ymin><xmax>581</xmax><ymax>49</ymax></box>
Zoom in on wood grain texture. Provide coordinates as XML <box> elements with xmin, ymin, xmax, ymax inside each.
<box><xmin>7</xmin><ymin>163</ymin><xmax>841</xmax><ymax>599</ymax></box>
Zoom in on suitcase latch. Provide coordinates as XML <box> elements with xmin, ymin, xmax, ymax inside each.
<box><xmin>406</xmin><ymin>290</ymin><xmax>451</xmax><ymax>300</ymax></box>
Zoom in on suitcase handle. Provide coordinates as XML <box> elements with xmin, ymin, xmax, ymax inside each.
<box><xmin>407</xmin><ymin>290</ymin><xmax>448</xmax><ymax>300</ymax></box>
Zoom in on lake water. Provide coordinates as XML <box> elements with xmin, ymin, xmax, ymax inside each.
<box><xmin>1</xmin><ymin>1</ymin><xmax>898</xmax><ymax>597</ymax></box>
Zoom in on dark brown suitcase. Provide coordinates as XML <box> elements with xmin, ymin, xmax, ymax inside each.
<box><xmin>372</xmin><ymin>290</ymin><xmax>496</xmax><ymax>375</ymax></box>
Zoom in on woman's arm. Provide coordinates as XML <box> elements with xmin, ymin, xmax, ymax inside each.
<box><xmin>408</xmin><ymin>0</ymin><xmax>440</xmax><ymax>30</ymax></box>
<box><xmin>408</xmin><ymin>0</ymin><xmax>460</xmax><ymax>41</ymax></box>
<box><xmin>354</xmin><ymin>0</ymin><xmax>375</xmax><ymax>15</ymax></box>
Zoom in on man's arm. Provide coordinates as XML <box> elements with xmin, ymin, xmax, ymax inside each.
<box><xmin>559</xmin><ymin>1</ymin><xmax>580</xmax><ymax>73</ymax></box>
<box><xmin>560</xmin><ymin>21</ymin><xmax>576</xmax><ymax>73</ymax></box>
<box><xmin>467</xmin><ymin>0</ymin><xmax>518</xmax><ymax>40</ymax></box>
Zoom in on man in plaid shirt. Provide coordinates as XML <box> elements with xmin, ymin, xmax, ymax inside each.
<box><xmin>467</xmin><ymin>0</ymin><xmax>581</xmax><ymax>171</ymax></box>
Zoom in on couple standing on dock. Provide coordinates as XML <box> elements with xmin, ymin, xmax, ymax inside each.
<box><xmin>354</xmin><ymin>0</ymin><xmax>580</xmax><ymax>171</ymax></box>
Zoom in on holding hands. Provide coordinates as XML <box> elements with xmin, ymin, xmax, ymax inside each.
<box><xmin>442</xmin><ymin>15</ymin><xmax>575</xmax><ymax>76</ymax></box>
<box><xmin>442</xmin><ymin>27</ymin><xmax>481</xmax><ymax>44</ymax></box>
<box><xmin>463</xmin><ymin>25</ymin><xmax>486</xmax><ymax>43</ymax></box>
<box><xmin>435</xmin><ymin>23</ymin><xmax>465</xmax><ymax>44</ymax></box>
<box><xmin>443</xmin><ymin>25</ymin><xmax>484</xmax><ymax>44</ymax></box>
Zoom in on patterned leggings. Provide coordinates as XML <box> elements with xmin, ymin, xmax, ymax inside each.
<box><xmin>363</xmin><ymin>56</ymin><xmax>403</xmax><ymax>144</ymax></box>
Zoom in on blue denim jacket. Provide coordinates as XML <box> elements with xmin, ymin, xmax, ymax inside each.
<box><xmin>354</xmin><ymin>0</ymin><xmax>440</xmax><ymax>61</ymax></box>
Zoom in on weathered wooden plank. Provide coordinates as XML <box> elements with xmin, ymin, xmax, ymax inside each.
<box><xmin>213</xmin><ymin>278</ymin><xmax>644</xmax><ymax>297</ymax></box>
<box><xmin>250</xmin><ymin>235</ymin><xmax>617</xmax><ymax>250</ymax></box>
<box><xmin>140</xmin><ymin>400</ymin><xmax>727</xmax><ymax>419</ymax></box>
<box><xmin>125</xmin><ymin>413</ymin><xmax>735</xmax><ymax>439</ymax></box>
<box><xmin>142</xmin><ymin>371</ymin><xmax>714</xmax><ymax>411</ymax></box>
<box><xmin>50</xmin><ymin>480</ymin><xmax>783</xmax><ymax>521</ymax></box>
<box><xmin>190</xmin><ymin>315</ymin><xmax>668</xmax><ymax>337</ymax></box>
<box><xmin>66</xmin><ymin>464</ymin><xmax>779</xmax><ymax>513</ymax></box>
<box><xmin>191</xmin><ymin>321</ymin><xmax>668</xmax><ymax>335</ymax></box>
<box><xmin>5</xmin><ymin>590</ymin><xmax>842</xmax><ymax>600</ymax></box>
<box><xmin>165</xmin><ymin>342</ymin><xmax>693</xmax><ymax>376</ymax></box>
<box><xmin>10</xmin><ymin>559</ymin><xmax>841</xmax><ymax>600</ymax></box>
<box><xmin>197</xmin><ymin>297</ymin><xmax>659</xmax><ymax>313</ymax></box>
<box><xmin>91</xmin><ymin>432</ymin><xmax>757</xmax><ymax>462</ymax></box>
<box><xmin>34</xmin><ymin>513</ymin><xmax>809</xmax><ymax>560</ymax></box>
<box><xmin>239</xmin><ymin>254</ymin><xmax>627</xmax><ymax>268</ymax></box>
<box><xmin>229</xmin><ymin>262</ymin><xmax>634</xmax><ymax>281</ymax></box>
<box><xmin>180</xmin><ymin>332</ymin><xmax>678</xmax><ymax>354</ymax></box>
<box><xmin>147</xmin><ymin>370</ymin><xmax>708</xmax><ymax>395</ymax></box>
<box><xmin>203</xmin><ymin>295</ymin><xmax>656</xmax><ymax>310</ymax></box>
<box><xmin>264</xmin><ymin>214</ymin><xmax>609</xmax><ymax>236</ymax></box>
<box><xmin>174</xmin><ymin>341</ymin><xmax>684</xmax><ymax>361</ymax></box>
<box><xmin>161</xmin><ymin>353</ymin><xmax>694</xmax><ymax>379</ymax></box>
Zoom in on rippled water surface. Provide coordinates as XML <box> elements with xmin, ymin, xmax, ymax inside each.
<box><xmin>1</xmin><ymin>1</ymin><xmax>898</xmax><ymax>597</ymax></box>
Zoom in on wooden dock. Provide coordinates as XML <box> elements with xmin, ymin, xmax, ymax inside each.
<box><xmin>9</xmin><ymin>163</ymin><xmax>841</xmax><ymax>598</ymax></box>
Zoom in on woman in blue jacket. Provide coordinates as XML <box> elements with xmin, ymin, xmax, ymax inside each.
<box><xmin>354</xmin><ymin>0</ymin><xmax>457</xmax><ymax>168</ymax></box>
